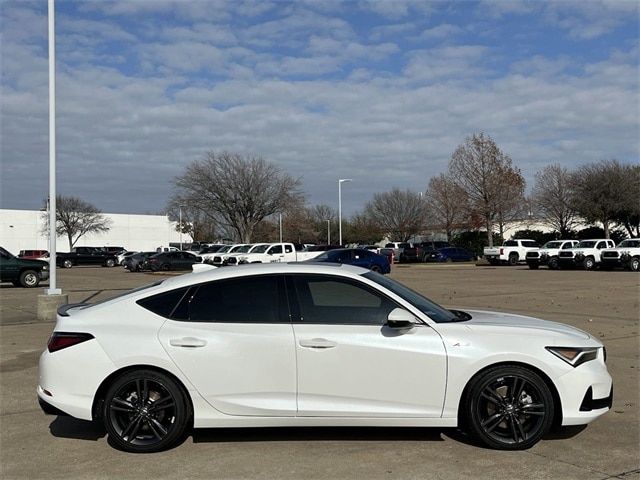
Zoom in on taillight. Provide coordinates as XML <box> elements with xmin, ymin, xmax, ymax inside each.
<box><xmin>47</xmin><ymin>332</ymin><xmax>94</xmax><ymax>353</ymax></box>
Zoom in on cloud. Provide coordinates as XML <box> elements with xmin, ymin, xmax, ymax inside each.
<box><xmin>418</xmin><ymin>23</ymin><xmax>464</xmax><ymax>40</ymax></box>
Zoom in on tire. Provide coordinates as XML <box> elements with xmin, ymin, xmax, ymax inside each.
<box><xmin>527</xmin><ymin>263</ymin><xmax>539</xmax><ymax>270</ymax></box>
<box><xmin>105</xmin><ymin>259</ymin><xmax>116</xmax><ymax>268</ymax></box>
<box><xmin>508</xmin><ymin>253</ymin><xmax>518</xmax><ymax>266</ymax></box>
<box><xmin>548</xmin><ymin>257</ymin><xmax>559</xmax><ymax>270</ymax></box>
<box><xmin>630</xmin><ymin>257</ymin><xmax>640</xmax><ymax>272</ymax></box>
<box><xmin>63</xmin><ymin>259</ymin><xmax>73</xmax><ymax>269</ymax></box>
<box><xmin>445</xmin><ymin>257</ymin><xmax>453</xmax><ymax>263</ymax></box>
<box><xmin>370</xmin><ymin>264</ymin><xmax>382</xmax><ymax>273</ymax></box>
<box><xmin>583</xmin><ymin>257</ymin><xmax>595</xmax><ymax>270</ymax></box>
<box><xmin>19</xmin><ymin>270</ymin><xmax>40</xmax><ymax>288</ymax></box>
<box><xmin>161</xmin><ymin>263</ymin><xmax>171</xmax><ymax>271</ymax></box>
<box><xmin>464</xmin><ymin>365</ymin><xmax>554</xmax><ymax>450</ymax></box>
<box><xmin>103</xmin><ymin>370</ymin><xmax>190</xmax><ymax>453</ymax></box>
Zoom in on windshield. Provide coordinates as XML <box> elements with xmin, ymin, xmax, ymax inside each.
<box><xmin>216</xmin><ymin>245</ymin><xmax>231</xmax><ymax>253</ymax></box>
<box><xmin>250</xmin><ymin>244</ymin><xmax>270</xmax><ymax>253</ymax></box>
<box><xmin>362</xmin><ymin>272</ymin><xmax>462</xmax><ymax>323</ymax></box>
<box><xmin>542</xmin><ymin>241</ymin><xmax>563</xmax><ymax>249</ymax></box>
<box><xmin>618</xmin><ymin>239</ymin><xmax>640</xmax><ymax>248</ymax></box>
<box><xmin>0</xmin><ymin>247</ymin><xmax>16</xmax><ymax>258</ymax></box>
<box><xmin>235</xmin><ymin>245</ymin><xmax>253</xmax><ymax>253</ymax></box>
<box><xmin>577</xmin><ymin>241</ymin><xmax>596</xmax><ymax>248</ymax></box>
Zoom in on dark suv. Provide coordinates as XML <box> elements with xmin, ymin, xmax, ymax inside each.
<box><xmin>0</xmin><ymin>246</ymin><xmax>50</xmax><ymax>288</ymax></box>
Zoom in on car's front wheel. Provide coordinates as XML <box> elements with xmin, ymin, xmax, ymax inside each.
<box><xmin>103</xmin><ymin>370</ymin><xmax>190</xmax><ymax>453</ymax></box>
<box><xmin>465</xmin><ymin>365</ymin><xmax>554</xmax><ymax>450</ymax></box>
<box><xmin>19</xmin><ymin>269</ymin><xmax>40</xmax><ymax>288</ymax></box>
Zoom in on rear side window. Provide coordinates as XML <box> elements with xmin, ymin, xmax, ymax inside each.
<box><xmin>522</xmin><ymin>241</ymin><xmax>539</xmax><ymax>248</ymax></box>
<box><xmin>187</xmin><ymin>275</ymin><xmax>288</xmax><ymax>323</ymax></box>
<box><xmin>503</xmin><ymin>241</ymin><xmax>518</xmax><ymax>246</ymax></box>
<box><xmin>137</xmin><ymin>287</ymin><xmax>190</xmax><ymax>318</ymax></box>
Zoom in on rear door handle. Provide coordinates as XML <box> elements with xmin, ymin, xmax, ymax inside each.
<box><xmin>299</xmin><ymin>338</ymin><xmax>337</xmax><ymax>349</ymax></box>
<box><xmin>169</xmin><ymin>337</ymin><xmax>207</xmax><ymax>348</ymax></box>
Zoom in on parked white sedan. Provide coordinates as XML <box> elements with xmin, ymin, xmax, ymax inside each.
<box><xmin>38</xmin><ymin>263</ymin><xmax>612</xmax><ymax>453</ymax></box>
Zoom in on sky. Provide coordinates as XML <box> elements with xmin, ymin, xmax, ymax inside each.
<box><xmin>1</xmin><ymin>0</ymin><xmax>638</xmax><ymax>216</ymax></box>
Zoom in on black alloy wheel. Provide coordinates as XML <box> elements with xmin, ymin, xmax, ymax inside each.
<box><xmin>103</xmin><ymin>370</ymin><xmax>189</xmax><ymax>453</ymax></box>
<box><xmin>466</xmin><ymin>365</ymin><xmax>554</xmax><ymax>450</ymax></box>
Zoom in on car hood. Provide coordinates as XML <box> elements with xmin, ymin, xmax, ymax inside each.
<box><xmin>18</xmin><ymin>258</ymin><xmax>49</xmax><ymax>268</ymax></box>
<box><xmin>462</xmin><ymin>309</ymin><xmax>591</xmax><ymax>340</ymax></box>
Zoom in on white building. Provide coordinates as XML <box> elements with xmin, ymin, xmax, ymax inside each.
<box><xmin>0</xmin><ymin>209</ymin><xmax>191</xmax><ymax>254</ymax></box>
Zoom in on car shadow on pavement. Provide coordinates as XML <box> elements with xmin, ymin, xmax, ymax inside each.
<box><xmin>49</xmin><ymin>416</ymin><xmax>105</xmax><ymax>441</ymax></box>
<box><xmin>192</xmin><ymin>427</ymin><xmax>465</xmax><ymax>444</ymax></box>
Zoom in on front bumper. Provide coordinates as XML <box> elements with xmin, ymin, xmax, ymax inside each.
<box><xmin>39</xmin><ymin>269</ymin><xmax>50</xmax><ymax>281</ymax></box>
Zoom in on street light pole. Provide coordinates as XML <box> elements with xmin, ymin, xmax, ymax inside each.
<box><xmin>179</xmin><ymin>205</ymin><xmax>183</xmax><ymax>251</ymax></box>
<box><xmin>46</xmin><ymin>0</ymin><xmax>60</xmax><ymax>295</ymax></box>
<box><xmin>327</xmin><ymin>219</ymin><xmax>330</xmax><ymax>245</ymax></box>
<box><xmin>279</xmin><ymin>213</ymin><xmax>283</xmax><ymax>243</ymax></box>
<box><xmin>338</xmin><ymin>179</ymin><xmax>352</xmax><ymax>246</ymax></box>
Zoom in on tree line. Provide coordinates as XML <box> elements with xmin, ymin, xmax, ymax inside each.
<box><xmin>170</xmin><ymin>135</ymin><xmax>639</xmax><ymax>246</ymax></box>
<box><xmin>43</xmin><ymin>133</ymin><xmax>639</xmax><ymax>250</ymax></box>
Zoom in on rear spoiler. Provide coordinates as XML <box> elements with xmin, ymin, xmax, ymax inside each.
<box><xmin>57</xmin><ymin>303</ymin><xmax>90</xmax><ymax>317</ymax></box>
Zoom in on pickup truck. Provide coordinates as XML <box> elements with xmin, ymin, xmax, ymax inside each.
<box><xmin>229</xmin><ymin>242</ymin><xmax>324</xmax><ymax>264</ymax></box>
<box><xmin>525</xmin><ymin>240</ymin><xmax>579</xmax><ymax>269</ymax></box>
<box><xmin>600</xmin><ymin>238</ymin><xmax>640</xmax><ymax>271</ymax></box>
<box><xmin>483</xmin><ymin>239</ymin><xmax>540</xmax><ymax>266</ymax></box>
<box><xmin>557</xmin><ymin>239</ymin><xmax>616</xmax><ymax>270</ymax></box>
<box><xmin>0</xmin><ymin>246</ymin><xmax>50</xmax><ymax>287</ymax></box>
<box><xmin>56</xmin><ymin>246</ymin><xmax>118</xmax><ymax>268</ymax></box>
<box><xmin>208</xmin><ymin>244</ymin><xmax>251</xmax><ymax>266</ymax></box>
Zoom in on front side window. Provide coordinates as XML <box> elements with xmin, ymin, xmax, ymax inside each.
<box><xmin>187</xmin><ymin>275</ymin><xmax>287</xmax><ymax>323</ymax></box>
<box><xmin>292</xmin><ymin>274</ymin><xmax>398</xmax><ymax>325</ymax></box>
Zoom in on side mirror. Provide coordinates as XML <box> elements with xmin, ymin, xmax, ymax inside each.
<box><xmin>386</xmin><ymin>308</ymin><xmax>416</xmax><ymax>329</ymax></box>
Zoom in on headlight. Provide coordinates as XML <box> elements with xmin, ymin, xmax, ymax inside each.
<box><xmin>546</xmin><ymin>346</ymin><xmax>599</xmax><ymax>367</ymax></box>
<box><xmin>41</xmin><ymin>264</ymin><xmax>49</xmax><ymax>270</ymax></box>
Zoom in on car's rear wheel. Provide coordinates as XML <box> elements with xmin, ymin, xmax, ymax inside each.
<box><xmin>465</xmin><ymin>365</ymin><xmax>554</xmax><ymax>450</ymax></box>
<box><xmin>19</xmin><ymin>270</ymin><xmax>40</xmax><ymax>288</ymax></box>
<box><xmin>370</xmin><ymin>265</ymin><xmax>382</xmax><ymax>273</ymax></box>
<box><xmin>508</xmin><ymin>253</ymin><xmax>518</xmax><ymax>266</ymax></box>
<box><xmin>103</xmin><ymin>370</ymin><xmax>190</xmax><ymax>453</ymax></box>
<box><xmin>105</xmin><ymin>259</ymin><xmax>116</xmax><ymax>268</ymax></box>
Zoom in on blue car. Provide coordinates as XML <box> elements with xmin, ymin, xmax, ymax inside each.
<box><xmin>425</xmin><ymin>247</ymin><xmax>475</xmax><ymax>263</ymax></box>
<box><xmin>309</xmin><ymin>248</ymin><xmax>391</xmax><ymax>274</ymax></box>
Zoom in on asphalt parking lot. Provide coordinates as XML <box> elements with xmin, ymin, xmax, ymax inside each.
<box><xmin>0</xmin><ymin>264</ymin><xmax>638</xmax><ymax>480</ymax></box>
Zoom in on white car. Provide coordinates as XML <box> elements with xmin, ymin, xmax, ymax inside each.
<box><xmin>525</xmin><ymin>240</ymin><xmax>579</xmax><ymax>270</ymax></box>
<box><xmin>601</xmin><ymin>238</ymin><xmax>640</xmax><ymax>271</ymax></box>
<box><xmin>484</xmin><ymin>239</ymin><xmax>540</xmax><ymax>266</ymax></box>
<box><xmin>38</xmin><ymin>264</ymin><xmax>612</xmax><ymax>453</ymax></box>
<box><xmin>557</xmin><ymin>239</ymin><xmax>616</xmax><ymax>270</ymax></box>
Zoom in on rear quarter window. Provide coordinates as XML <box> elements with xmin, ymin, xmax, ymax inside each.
<box><xmin>137</xmin><ymin>286</ymin><xmax>191</xmax><ymax>318</ymax></box>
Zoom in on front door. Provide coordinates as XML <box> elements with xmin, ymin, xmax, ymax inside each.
<box><xmin>289</xmin><ymin>274</ymin><xmax>447</xmax><ymax>417</ymax></box>
<box><xmin>158</xmin><ymin>274</ymin><xmax>297</xmax><ymax>416</ymax></box>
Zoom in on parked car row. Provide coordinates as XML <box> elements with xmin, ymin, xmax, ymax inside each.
<box><xmin>382</xmin><ymin>241</ymin><xmax>476</xmax><ymax>264</ymax></box>
<box><xmin>525</xmin><ymin>238</ymin><xmax>639</xmax><ymax>271</ymax></box>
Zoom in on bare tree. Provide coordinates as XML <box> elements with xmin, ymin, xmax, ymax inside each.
<box><xmin>424</xmin><ymin>173</ymin><xmax>468</xmax><ymax>242</ymax></box>
<box><xmin>531</xmin><ymin>164</ymin><xmax>577</xmax><ymax>237</ymax></box>
<box><xmin>173</xmin><ymin>152</ymin><xmax>303</xmax><ymax>243</ymax></box>
<box><xmin>309</xmin><ymin>204</ymin><xmax>337</xmax><ymax>243</ymax></box>
<box><xmin>494</xmin><ymin>165</ymin><xmax>526</xmax><ymax>240</ymax></box>
<box><xmin>364</xmin><ymin>188</ymin><xmax>427</xmax><ymax>241</ymax></box>
<box><xmin>449</xmin><ymin>133</ymin><xmax>524</xmax><ymax>247</ymax></box>
<box><xmin>343</xmin><ymin>211</ymin><xmax>382</xmax><ymax>245</ymax></box>
<box><xmin>166</xmin><ymin>200</ymin><xmax>219</xmax><ymax>242</ymax></box>
<box><xmin>570</xmin><ymin>159</ymin><xmax>636</xmax><ymax>239</ymax></box>
<box><xmin>41</xmin><ymin>196</ymin><xmax>111</xmax><ymax>250</ymax></box>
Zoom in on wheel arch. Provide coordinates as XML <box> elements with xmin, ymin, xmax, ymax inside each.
<box><xmin>456</xmin><ymin>361</ymin><xmax>563</xmax><ymax>429</ymax></box>
<box><xmin>91</xmin><ymin>364</ymin><xmax>194</xmax><ymax>426</ymax></box>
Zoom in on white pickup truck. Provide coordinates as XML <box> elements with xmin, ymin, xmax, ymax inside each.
<box><xmin>525</xmin><ymin>240</ymin><xmax>579</xmax><ymax>270</ymax></box>
<box><xmin>207</xmin><ymin>244</ymin><xmax>251</xmax><ymax>266</ymax></box>
<box><xmin>557</xmin><ymin>239</ymin><xmax>616</xmax><ymax>270</ymax></box>
<box><xmin>483</xmin><ymin>239</ymin><xmax>540</xmax><ymax>266</ymax></box>
<box><xmin>600</xmin><ymin>238</ymin><xmax>640</xmax><ymax>271</ymax></box>
<box><xmin>232</xmin><ymin>243</ymin><xmax>327</xmax><ymax>265</ymax></box>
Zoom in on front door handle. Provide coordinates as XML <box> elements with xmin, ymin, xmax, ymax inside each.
<box><xmin>299</xmin><ymin>338</ymin><xmax>337</xmax><ymax>349</ymax></box>
<box><xmin>169</xmin><ymin>337</ymin><xmax>207</xmax><ymax>348</ymax></box>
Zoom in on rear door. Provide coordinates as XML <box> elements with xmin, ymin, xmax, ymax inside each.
<box><xmin>157</xmin><ymin>274</ymin><xmax>297</xmax><ymax>416</ymax></box>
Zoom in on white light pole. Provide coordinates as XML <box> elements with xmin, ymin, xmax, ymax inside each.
<box><xmin>178</xmin><ymin>205</ymin><xmax>185</xmax><ymax>250</ymax></box>
<box><xmin>46</xmin><ymin>0</ymin><xmax>60</xmax><ymax>295</ymax></box>
<box><xmin>279</xmin><ymin>213</ymin><xmax>283</xmax><ymax>243</ymax></box>
<box><xmin>338</xmin><ymin>179</ymin><xmax>352</xmax><ymax>246</ymax></box>
<box><xmin>327</xmin><ymin>219</ymin><xmax>331</xmax><ymax>245</ymax></box>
